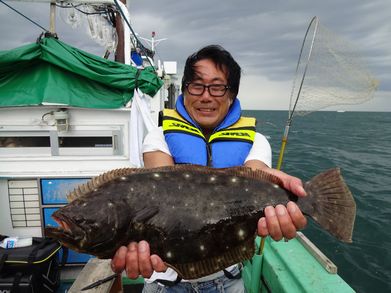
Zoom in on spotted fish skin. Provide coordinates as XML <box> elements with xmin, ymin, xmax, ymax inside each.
<box><xmin>45</xmin><ymin>165</ymin><xmax>356</xmax><ymax>279</ymax></box>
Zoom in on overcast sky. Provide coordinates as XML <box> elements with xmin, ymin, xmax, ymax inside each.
<box><xmin>1</xmin><ymin>0</ymin><xmax>390</xmax><ymax>111</ymax></box>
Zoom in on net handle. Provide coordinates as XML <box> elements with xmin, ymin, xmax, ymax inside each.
<box><xmin>278</xmin><ymin>16</ymin><xmax>319</xmax><ymax>170</ymax></box>
<box><xmin>288</xmin><ymin>16</ymin><xmax>319</xmax><ymax>121</ymax></box>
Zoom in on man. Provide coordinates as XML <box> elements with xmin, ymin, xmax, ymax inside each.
<box><xmin>112</xmin><ymin>45</ymin><xmax>307</xmax><ymax>292</ymax></box>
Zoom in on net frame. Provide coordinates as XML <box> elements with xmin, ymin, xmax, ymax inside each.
<box><xmin>288</xmin><ymin>16</ymin><xmax>319</xmax><ymax>120</ymax></box>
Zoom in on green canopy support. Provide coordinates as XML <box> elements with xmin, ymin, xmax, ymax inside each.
<box><xmin>0</xmin><ymin>37</ymin><xmax>163</xmax><ymax>108</ymax></box>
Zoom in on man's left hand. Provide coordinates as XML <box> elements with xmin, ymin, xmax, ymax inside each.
<box><xmin>256</xmin><ymin>168</ymin><xmax>307</xmax><ymax>241</ymax></box>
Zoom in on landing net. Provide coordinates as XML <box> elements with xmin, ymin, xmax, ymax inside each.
<box><xmin>289</xmin><ymin>16</ymin><xmax>379</xmax><ymax>118</ymax></box>
<box><xmin>277</xmin><ymin>16</ymin><xmax>379</xmax><ymax>169</ymax></box>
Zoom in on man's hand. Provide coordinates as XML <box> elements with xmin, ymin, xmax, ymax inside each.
<box><xmin>258</xmin><ymin>168</ymin><xmax>307</xmax><ymax>241</ymax></box>
<box><xmin>257</xmin><ymin>201</ymin><xmax>307</xmax><ymax>241</ymax></box>
<box><xmin>111</xmin><ymin>241</ymin><xmax>167</xmax><ymax>279</ymax></box>
<box><xmin>245</xmin><ymin>160</ymin><xmax>308</xmax><ymax>241</ymax></box>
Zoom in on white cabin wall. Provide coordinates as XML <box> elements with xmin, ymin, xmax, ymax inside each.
<box><xmin>0</xmin><ymin>107</ymin><xmax>131</xmax><ymax>237</ymax></box>
<box><xmin>0</xmin><ymin>107</ymin><xmax>134</xmax><ymax>177</ymax></box>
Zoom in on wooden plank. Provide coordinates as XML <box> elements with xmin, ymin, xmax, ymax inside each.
<box><xmin>68</xmin><ymin>259</ymin><xmax>119</xmax><ymax>293</ymax></box>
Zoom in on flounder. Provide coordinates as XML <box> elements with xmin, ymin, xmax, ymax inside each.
<box><xmin>45</xmin><ymin>165</ymin><xmax>356</xmax><ymax>279</ymax></box>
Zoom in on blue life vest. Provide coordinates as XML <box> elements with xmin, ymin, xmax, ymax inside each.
<box><xmin>162</xmin><ymin>95</ymin><xmax>256</xmax><ymax>168</ymax></box>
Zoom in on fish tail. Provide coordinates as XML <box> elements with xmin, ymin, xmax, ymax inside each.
<box><xmin>297</xmin><ymin>168</ymin><xmax>356</xmax><ymax>243</ymax></box>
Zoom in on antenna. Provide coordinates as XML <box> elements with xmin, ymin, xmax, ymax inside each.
<box><xmin>139</xmin><ymin>31</ymin><xmax>167</xmax><ymax>53</ymax></box>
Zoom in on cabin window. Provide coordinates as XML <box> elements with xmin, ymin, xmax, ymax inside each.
<box><xmin>0</xmin><ymin>132</ymin><xmax>52</xmax><ymax>156</ymax></box>
<box><xmin>0</xmin><ymin>136</ymin><xmax>50</xmax><ymax>147</ymax></box>
<box><xmin>58</xmin><ymin>136</ymin><xmax>112</xmax><ymax>148</ymax></box>
<box><xmin>56</xmin><ymin>130</ymin><xmax>122</xmax><ymax>156</ymax></box>
<box><xmin>0</xmin><ymin>127</ymin><xmax>123</xmax><ymax>156</ymax></box>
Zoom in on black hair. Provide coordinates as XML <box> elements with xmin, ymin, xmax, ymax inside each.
<box><xmin>181</xmin><ymin>45</ymin><xmax>241</xmax><ymax>98</ymax></box>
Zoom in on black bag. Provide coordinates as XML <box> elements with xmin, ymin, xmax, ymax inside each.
<box><xmin>0</xmin><ymin>236</ymin><xmax>64</xmax><ymax>293</ymax></box>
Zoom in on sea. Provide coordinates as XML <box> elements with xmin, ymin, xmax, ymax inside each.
<box><xmin>242</xmin><ymin>110</ymin><xmax>390</xmax><ymax>293</ymax></box>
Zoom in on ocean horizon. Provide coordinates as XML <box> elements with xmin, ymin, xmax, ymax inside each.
<box><xmin>242</xmin><ymin>109</ymin><xmax>390</xmax><ymax>113</ymax></box>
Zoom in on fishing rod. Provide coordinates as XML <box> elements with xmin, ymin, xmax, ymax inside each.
<box><xmin>251</xmin><ymin>18</ymin><xmax>328</xmax><ymax>293</ymax></box>
<box><xmin>257</xmin><ymin>17</ymin><xmax>319</xmax><ymax>260</ymax></box>
<box><xmin>276</xmin><ymin>16</ymin><xmax>318</xmax><ymax>170</ymax></box>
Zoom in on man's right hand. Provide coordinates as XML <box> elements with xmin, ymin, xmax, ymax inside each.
<box><xmin>111</xmin><ymin>240</ymin><xmax>167</xmax><ymax>279</ymax></box>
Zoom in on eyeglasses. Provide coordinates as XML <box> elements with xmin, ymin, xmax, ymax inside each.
<box><xmin>185</xmin><ymin>83</ymin><xmax>230</xmax><ymax>97</ymax></box>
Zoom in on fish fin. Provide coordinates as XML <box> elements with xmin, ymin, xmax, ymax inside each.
<box><xmin>217</xmin><ymin>166</ymin><xmax>284</xmax><ymax>186</ymax></box>
<box><xmin>133</xmin><ymin>206</ymin><xmax>159</xmax><ymax>222</ymax></box>
<box><xmin>298</xmin><ymin>168</ymin><xmax>356</xmax><ymax>243</ymax></box>
<box><xmin>145</xmin><ymin>164</ymin><xmax>284</xmax><ymax>187</ymax></box>
<box><xmin>65</xmin><ymin>165</ymin><xmax>208</xmax><ymax>202</ymax></box>
<box><xmin>66</xmin><ymin>167</ymin><xmax>153</xmax><ymax>202</ymax></box>
<box><xmin>167</xmin><ymin>236</ymin><xmax>255</xmax><ymax>279</ymax></box>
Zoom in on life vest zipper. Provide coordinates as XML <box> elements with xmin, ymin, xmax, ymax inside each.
<box><xmin>206</xmin><ymin>143</ymin><xmax>213</xmax><ymax>167</ymax></box>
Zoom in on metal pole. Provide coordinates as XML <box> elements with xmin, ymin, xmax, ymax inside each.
<box><xmin>276</xmin><ymin>122</ymin><xmax>292</xmax><ymax>170</ymax></box>
<box><xmin>115</xmin><ymin>0</ymin><xmax>126</xmax><ymax>63</ymax></box>
<box><xmin>49</xmin><ymin>3</ymin><xmax>56</xmax><ymax>33</ymax></box>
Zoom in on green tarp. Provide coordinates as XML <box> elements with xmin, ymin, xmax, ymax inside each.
<box><xmin>0</xmin><ymin>37</ymin><xmax>163</xmax><ymax>108</ymax></box>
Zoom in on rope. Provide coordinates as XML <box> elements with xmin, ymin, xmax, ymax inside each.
<box><xmin>0</xmin><ymin>0</ymin><xmax>48</xmax><ymax>32</ymax></box>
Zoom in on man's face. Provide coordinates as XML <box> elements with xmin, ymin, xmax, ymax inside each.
<box><xmin>184</xmin><ymin>59</ymin><xmax>234</xmax><ymax>132</ymax></box>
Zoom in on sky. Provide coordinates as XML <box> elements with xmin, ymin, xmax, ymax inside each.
<box><xmin>1</xmin><ymin>0</ymin><xmax>390</xmax><ymax>111</ymax></box>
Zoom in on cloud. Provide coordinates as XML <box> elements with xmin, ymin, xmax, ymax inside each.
<box><xmin>1</xmin><ymin>0</ymin><xmax>389</xmax><ymax>111</ymax></box>
<box><xmin>239</xmin><ymin>74</ymin><xmax>293</xmax><ymax>110</ymax></box>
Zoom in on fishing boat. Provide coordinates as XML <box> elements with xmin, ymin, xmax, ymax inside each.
<box><xmin>0</xmin><ymin>1</ymin><xmax>355</xmax><ymax>292</ymax></box>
